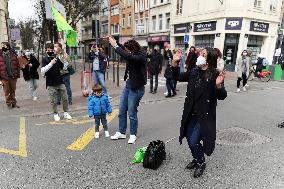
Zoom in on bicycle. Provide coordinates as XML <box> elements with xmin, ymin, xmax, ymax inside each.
<box><xmin>247</xmin><ymin>65</ymin><xmax>271</xmax><ymax>82</ymax></box>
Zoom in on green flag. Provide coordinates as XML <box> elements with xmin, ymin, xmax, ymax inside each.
<box><xmin>66</xmin><ymin>30</ymin><xmax>77</xmax><ymax>47</ymax></box>
<box><xmin>51</xmin><ymin>6</ymin><xmax>74</xmax><ymax>32</ymax></box>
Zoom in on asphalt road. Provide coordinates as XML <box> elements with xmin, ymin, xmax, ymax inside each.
<box><xmin>0</xmin><ymin>80</ymin><xmax>284</xmax><ymax>188</ymax></box>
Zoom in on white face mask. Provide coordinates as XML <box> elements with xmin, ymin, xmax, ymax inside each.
<box><xmin>196</xmin><ymin>56</ymin><xmax>206</xmax><ymax>67</ymax></box>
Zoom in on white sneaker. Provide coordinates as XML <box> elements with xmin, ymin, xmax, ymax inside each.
<box><xmin>64</xmin><ymin>112</ymin><xmax>72</xmax><ymax>120</ymax></box>
<box><xmin>128</xmin><ymin>135</ymin><xmax>137</xmax><ymax>144</ymax></box>
<box><xmin>243</xmin><ymin>87</ymin><xmax>247</xmax><ymax>92</ymax></box>
<box><xmin>164</xmin><ymin>92</ymin><xmax>168</xmax><ymax>95</ymax></box>
<box><xmin>245</xmin><ymin>84</ymin><xmax>249</xmax><ymax>87</ymax></box>
<box><xmin>105</xmin><ymin>131</ymin><xmax>110</xmax><ymax>138</ymax></box>
<box><xmin>33</xmin><ymin>96</ymin><xmax>38</xmax><ymax>101</ymax></box>
<box><xmin>110</xmin><ymin>132</ymin><xmax>126</xmax><ymax>140</ymax></box>
<box><xmin>237</xmin><ymin>88</ymin><xmax>241</xmax><ymax>93</ymax></box>
<box><xmin>54</xmin><ymin>114</ymin><xmax>60</xmax><ymax>122</ymax></box>
<box><xmin>95</xmin><ymin>132</ymin><xmax>100</xmax><ymax>139</ymax></box>
<box><xmin>108</xmin><ymin>96</ymin><xmax>112</xmax><ymax>99</ymax></box>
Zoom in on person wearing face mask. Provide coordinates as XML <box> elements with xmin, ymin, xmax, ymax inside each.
<box><xmin>0</xmin><ymin>42</ymin><xmax>20</xmax><ymax>109</ymax></box>
<box><xmin>236</xmin><ymin>50</ymin><xmax>250</xmax><ymax>93</ymax></box>
<box><xmin>41</xmin><ymin>43</ymin><xmax>72</xmax><ymax>122</ymax></box>
<box><xmin>171</xmin><ymin>47</ymin><xmax>227</xmax><ymax>178</ymax></box>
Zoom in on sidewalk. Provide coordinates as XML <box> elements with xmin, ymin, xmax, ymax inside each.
<box><xmin>0</xmin><ymin>59</ymin><xmax>123</xmax><ymax>118</ymax></box>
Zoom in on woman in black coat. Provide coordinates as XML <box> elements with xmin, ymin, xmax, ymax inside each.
<box><xmin>172</xmin><ymin>47</ymin><xmax>227</xmax><ymax>178</ymax></box>
<box><xmin>21</xmin><ymin>53</ymin><xmax>40</xmax><ymax>100</ymax></box>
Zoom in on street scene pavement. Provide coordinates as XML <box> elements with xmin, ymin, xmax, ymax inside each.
<box><xmin>0</xmin><ymin>60</ymin><xmax>284</xmax><ymax>188</ymax></box>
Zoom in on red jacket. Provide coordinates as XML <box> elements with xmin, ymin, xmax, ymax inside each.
<box><xmin>0</xmin><ymin>50</ymin><xmax>20</xmax><ymax>80</ymax></box>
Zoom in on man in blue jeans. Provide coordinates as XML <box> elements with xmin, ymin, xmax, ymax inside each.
<box><xmin>104</xmin><ymin>36</ymin><xmax>147</xmax><ymax>144</ymax></box>
<box><xmin>89</xmin><ymin>46</ymin><xmax>110</xmax><ymax>98</ymax></box>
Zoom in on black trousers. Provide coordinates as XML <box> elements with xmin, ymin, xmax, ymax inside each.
<box><xmin>237</xmin><ymin>73</ymin><xmax>247</xmax><ymax>88</ymax></box>
<box><xmin>150</xmin><ymin>74</ymin><xmax>158</xmax><ymax>91</ymax></box>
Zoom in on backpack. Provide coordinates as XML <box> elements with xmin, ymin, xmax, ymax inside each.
<box><xmin>143</xmin><ymin>140</ymin><xmax>166</xmax><ymax>170</ymax></box>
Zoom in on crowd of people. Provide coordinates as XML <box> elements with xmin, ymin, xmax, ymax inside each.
<box><xmin>0</xmin><ymin>37</ymin><xmax>271</xmax><ymax>178</ymax></box>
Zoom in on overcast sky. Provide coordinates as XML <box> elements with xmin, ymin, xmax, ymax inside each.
<box><xmin>8</xmin><ymin>0</ymin><xmax>35</xmax><ymax>23</ymax></box>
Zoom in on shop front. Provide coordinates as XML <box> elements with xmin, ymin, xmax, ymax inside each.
<box><xmin>147</xmin><ymin>35</ymin><xmax>170</xmax><ymax>51</ymax></box>
<box><xmin>173</xmin><ymin>22</ymin><xmax>191</xmax><ymax>49</ymax></box>
<box><xmin>193</xmin><ymin>21</ymin><xmax>217</xmax><ymax>49</ymax></box>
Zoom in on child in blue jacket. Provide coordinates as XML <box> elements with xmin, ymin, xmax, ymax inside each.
<box><xmin>88</xmin><ymin>84</ymin><xmax>112</xmax><ymax>138</ymax></box>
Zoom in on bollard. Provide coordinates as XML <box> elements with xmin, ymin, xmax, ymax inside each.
<box><xmin>117</xmin><ymin>63</ymin><xmax>119</xmax><ymax>87</ymax></box>
<box><xmin>112</xmin><ymin>63</ymin><xmax>115</xmax><ymax>83</ymax></box>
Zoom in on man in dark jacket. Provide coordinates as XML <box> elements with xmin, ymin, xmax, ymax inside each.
<box><xmin>163</xmin><ymin>45</ymin><xmax>173</xmax><ymax>66</ymax></box>
<box><xmin>89</xmin><ymin>45</ymin><xmax>109</xmax><ymax>96</ymax></box>
<box><xmin>21</xmin><ymin>53</ymin><xmax>40</xmax><ymax>101</ymax></box>
<box><xmin>0</xmin><ymin>42</ymin><xmax>20</xmax><ymax>108</ymax></box>
<box><xmin>41</xmin><ymin>43</ymin><xmax>72</xmax><ymax>122</ymax></box>
<box><xmin>147</xmin><ymin>48</ymin><xmax>162</xmax><ymax>94</ymax></box>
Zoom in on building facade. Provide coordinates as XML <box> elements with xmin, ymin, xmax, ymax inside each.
<box><xmin>148</xmin><ymin>0</ymin><xmax>171</xmax><ymax>52</ymax></box>
<box><xmin>120</xmin><ymin>0</ymin><xmax>134</xmax><ymax>45</ymax></box>
<box><xmin>133</xmin><ymin>0</ymin><xmax>149</xmax><ymax>48</ymax></box>
<box><xmin>170</xmin><ymin>0</ymin><xmax>283</xmax><ymax>67</ymax></box>
<box><xmin>110</xmin><ymin>0</ymin><xmax>120</xmax><ymax>60</ymax></box>
<box><xmin>0</xmin><ymin>0</ymin><xmax>9</xmax><ymax>43</ymax></box>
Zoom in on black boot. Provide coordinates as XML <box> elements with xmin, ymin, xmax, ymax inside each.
<box><xmin>165</xmin><ymin>94</ymin><xmax>172</xmax><ymax>98</ymax></box>
<box><xmin>186</xmin><ymin>159</ymin><xmax>197</xmax><ymax>169</ymax></box>
<box><xmin>193</xmin><ymin>162</ymin><xmax>206</xmax><ymax>178</ymax></box>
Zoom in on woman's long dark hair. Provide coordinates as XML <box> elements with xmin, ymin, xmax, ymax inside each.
<box><xmin>124</xmin><ymin>40</ymin><xmax>142</xmax><ymax>54</ymax></box>
<box><xmin>204</xmin><ymin>47</ymin><xmax>218</xmax><ymax>81</ymax></box>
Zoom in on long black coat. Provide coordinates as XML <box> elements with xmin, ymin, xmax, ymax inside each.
<box><xmin>173</xmin><ymin>68</ymin><xmax>227</xmax><ymax>156</ymax></box>
<box><xmin>22</xmin><ymin>55</ymin><xmax>40</xmax><ymax>81</ymax></box>
<box><xmin>147</xmin><ymin>51</ymin><xmax>163</xmax><ymax>75</ymax></box>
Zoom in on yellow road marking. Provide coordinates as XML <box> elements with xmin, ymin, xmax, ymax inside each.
<box><xmin>67</xmin><ymin>109</ymin><xmax>119</xmax><ymax>151</ymax></box>
<box><xmin>0</xmin><ymin>117</ymin><xmax>27</xmax><ymax>157</ymax></box>
<box><xmin>35</xmin><ymin>116</ymin><xmax>95</xmax><ymax>126</ymax></box>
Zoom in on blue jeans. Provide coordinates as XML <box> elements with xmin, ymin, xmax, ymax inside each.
<box><xmin>186</xmin><ymin>116</ymin><xmax>205</xmax><ymax>164</ymax></box>
<box><xmin>94</xmin><ymin>115</ymin><xmax>108</xmax><ymax>132</ymax></box>
<box><xmin>118</xmin><ymin>85</ymin><xmax>145</xmax><ymax>135</ymax></box>
<box><xmin>166</xmin><ymin>78</ymin><xmax>175</xmax><ymax>95</ymax></box>
<box><xmin>57</xmin><ymin>74</ymin><xmax>72</xmax><ymax>104</ymax></box>
<box><xmin>93</xmin><ymin>70</ymin><xmax>107</xmax><ymax>95</ymax></box>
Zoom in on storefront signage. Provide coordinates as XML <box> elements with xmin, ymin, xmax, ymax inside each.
<box><xmin>147</xmin><ymin>36</ymin><xmax>169</xmax><ymax>42</ymax></box>
<box><xmin>194</xmin><ymin>21</ymin><xmax>216</xmax><ymax>32</ymax></box>
<box><xmin>250</xmin><ymin>21</ymin><xmax>269</xmax><ymax>33</ymax></box>
<box><xmin>174</xmin><ymin>23</ymin><xmax>191</xmax><ymax>34</ymax></box>
<box><xmin>225</xmin><ymin>18</ymin><xmax>243</xmax><ymax>30</ymax></box>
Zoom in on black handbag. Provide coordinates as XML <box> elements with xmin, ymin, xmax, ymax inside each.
<box><xmin>143</xmin><ymin>140</ymin><xmax>166</xmax><ymax>170</ymax></box>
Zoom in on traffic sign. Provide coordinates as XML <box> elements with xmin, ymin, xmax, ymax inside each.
<box><xmin>184</xmin><ymin>35</ymin><xmax>189</xmax><ymax>43</ymax></box>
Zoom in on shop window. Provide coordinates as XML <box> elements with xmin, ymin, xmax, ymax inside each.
<box><xmin>247</xmin><ymin>35</ymin><xmax>263</xmax><ymax>63</ymax></box>
<box><xmin>195</xmin><ymin>35</ymin><xmax>215</xmax><ymax>49</ymax></box>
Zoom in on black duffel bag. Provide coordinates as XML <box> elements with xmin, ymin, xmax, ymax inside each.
<box><xmin>143</xmin><ymin>140</ymin><xmax>166</xmax><ymax>170</ymax></box>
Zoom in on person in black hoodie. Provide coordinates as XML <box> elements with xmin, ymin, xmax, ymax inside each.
<box><xmin>172</xmin><ymin>47</ymin><xmax>227</xmax><ymax>178</ymax></box>
<box><xmin>104</xmin><ymin>36</ymin><xmax>146</xmax><ymax>144</ymax></box>
<box><xmin>21</xmin><ymin>53</ymin><xmax>40</xmax><ymax>101</ymax></box>
<box><xmin>41</xmin><ymin>43</ymin><xmax>72</xmax><ymax>122</ymax></box>
<box><xmin>147</xmin><ymin>48</ymin><xmax>163</xmax><ymax>94</ymax></box>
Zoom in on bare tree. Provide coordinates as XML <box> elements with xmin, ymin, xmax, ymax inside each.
<box><xmin>57</xmin><ymin>0</ymin><xmax>101</xmax><ymax>28</ymax></box>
